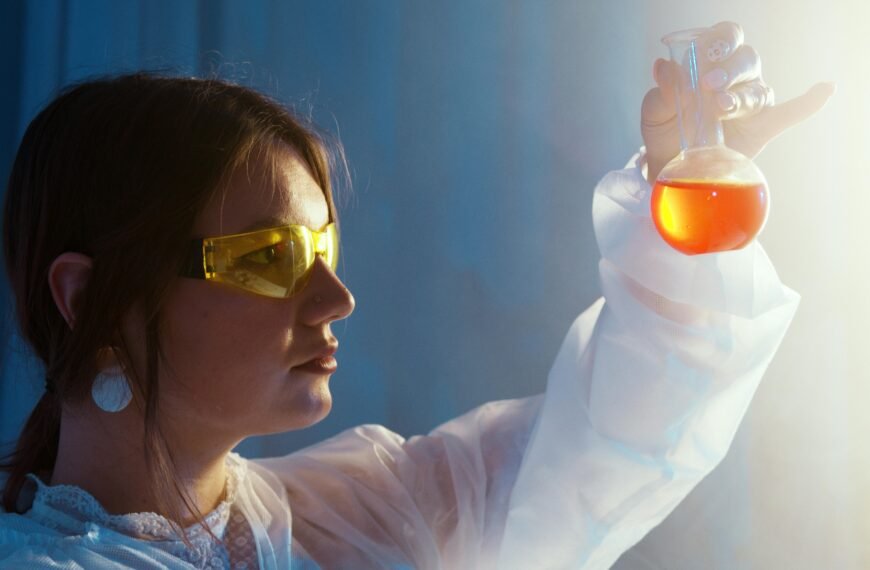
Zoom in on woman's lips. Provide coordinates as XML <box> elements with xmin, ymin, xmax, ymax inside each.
<box><xmin>292</xmin><ymin>355</ymin><xmax>338</xmax><ymax>374</ymax></box>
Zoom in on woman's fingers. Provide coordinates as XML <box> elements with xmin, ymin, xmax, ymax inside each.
<box><xmin>642</xmin><ymin>58</ymin><xmax>679</xmax><ymax>127</ymax></box>
<box><xmin>702</xmin><ymin>44</ymin><xmax>762</xmax><ymax>91</ymax></box>
<box><xmin>653</xmin><ymin>59</ymin><xmax>676</xmax><ymax>104</ymax></box>
<box><xmin>752</xmin><ymin>82</ymin><xmax>837</xmax><ymax>139</ymax></box>
<box><xmin>699</xmin><ymin>22</ymin><xmax>744</xmax><ymax>66</ymax></box>
<box><xmin>709</xmin><ymin>21</ymin><xmax>744</xmax><ymax>49</ymax></box>
<box><xmin>718</xmin><ymin>80</ymin><xmax>774</xmax><ymax>119</ymax></box>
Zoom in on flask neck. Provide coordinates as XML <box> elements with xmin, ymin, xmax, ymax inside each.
<box><xmin>684</xmin><ymin>90</ymin><xmax>725</xmax><ymax>149</ymax></box>
<box><xmin>679</xmin><ymin>39</ymin><xmax>724</xmax><ymax>150</ymax></box>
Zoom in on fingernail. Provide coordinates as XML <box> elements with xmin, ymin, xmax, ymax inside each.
<box><xmin>706</xmin><ymin>40</ymin><xmax>731</xmax><ymax>63</ymax></box>
<box><xmin>703</xmin><ymin>68</ymin><xmax>728</xmax><ymax>90</ymax></box>
<box><xmin>716</xmin><ymin>91</ymin><xmax>737</xmax><ymax>111</ymax></box>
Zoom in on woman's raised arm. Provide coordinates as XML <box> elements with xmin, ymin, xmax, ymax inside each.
<box><xmin>252</xmin><ymin>147</ymin><xmax>797</xmax><ymax>569</ymax></box>
<box><xmin>254</xmin><ymin>21</ymin><xmax>832</xmax><ymax>569</ymax></box>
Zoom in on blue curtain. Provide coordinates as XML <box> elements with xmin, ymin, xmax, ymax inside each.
<box><xmin>0</xmin><ymin>0</ymin><xmax>636</xmax><ymax>457</ymax></box>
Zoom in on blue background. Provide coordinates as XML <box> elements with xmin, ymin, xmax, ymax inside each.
<box><xmin>0</xmin><ymin>1</ymin><xmax>639</xmax><ymax>455</ymax></box>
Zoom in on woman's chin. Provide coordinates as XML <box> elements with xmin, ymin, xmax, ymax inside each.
<box><xmin>301</xmin><ymin>382</ymin><xmax>333</xmax><ymax>424</ymax></box>
<box><xmin>271</xmin><ymin>381</ymin><xmax>333</xmax><ymax>432</ymax></box>
<box><xmin>239</xmin><ymin>378</ymin><xmax>334</xmax><ymax>436</ymax></box>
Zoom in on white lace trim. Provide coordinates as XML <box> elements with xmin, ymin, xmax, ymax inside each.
<box><xmin>24</xmin><ymin>451</ymin><xmax>246</xmax><ymax>544</ymax></box>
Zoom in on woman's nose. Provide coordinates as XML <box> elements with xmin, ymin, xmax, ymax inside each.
<box><xmin>302</xmin><ymin>256</ymin><xmax>355</xmax><ymax>324</ymax></box>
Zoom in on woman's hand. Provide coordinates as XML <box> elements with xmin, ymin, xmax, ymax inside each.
<box><xmin>641</xmin><ymin>21</ymin><xmax>835</xmax><ymax>183</ymax></box>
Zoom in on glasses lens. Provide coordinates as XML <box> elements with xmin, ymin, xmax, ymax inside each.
<box><xmin>288</xmin><ymin>224</ymin><xmax>340</xmax><ymax>295</ymax></box>
<box><xmin>324</xmin><ymin>223</ymin><xmax>339</xmax><ymax>270</ymax></box>
<box><xmin>206</xmin><ymin>223</ymin><xmax>339</xmax><ymax>299</ymax></box>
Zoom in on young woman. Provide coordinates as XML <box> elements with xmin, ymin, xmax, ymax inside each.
<box><xmin>0</xmin><ymin>22</ymin><xmax>832</xmax><ymax>569</ymax></box>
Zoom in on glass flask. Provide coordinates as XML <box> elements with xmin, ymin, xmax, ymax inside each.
<box><xmin>651</xmin><ymin>28</ymin><xmax>769</xmax><ymax>255</ymax></box>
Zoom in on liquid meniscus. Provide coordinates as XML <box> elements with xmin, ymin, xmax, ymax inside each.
<box><xmin>651</xmin><ymin>178</ymin><xmax>769</xmax><ymax>255</ymax></box>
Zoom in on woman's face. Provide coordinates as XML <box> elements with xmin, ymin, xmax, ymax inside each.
<box><xmin>132</xmin><ymin>142</ymin><xmax>355</xmax><ymax>442</ymax></box>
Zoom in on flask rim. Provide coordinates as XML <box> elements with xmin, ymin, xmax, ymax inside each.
<box><xmin>661</xmin><ymin>27</ymin><xmax>707</xmax><ymax>46</ymax></box>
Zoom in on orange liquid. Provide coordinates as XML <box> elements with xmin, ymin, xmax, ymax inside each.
<box><xmin>651</xmin><ymin>179</ymin><xmax>769</xmax><ymax>255</ymax></box>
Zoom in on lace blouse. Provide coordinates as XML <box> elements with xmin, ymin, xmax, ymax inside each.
<box><xmin>12</xmin><ymin>452</ymin><xmax>258</xmax><ymax>569</ymax></box>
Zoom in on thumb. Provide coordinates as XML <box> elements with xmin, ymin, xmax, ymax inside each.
<box><xmin>756</xmin><ymin>81</ymin><xmax>836</xmax><ymax>140</ymax></box>
<box><xmin>642</xmin><ymin>59</ymin><xmax>680</xmax><ymax>126</ymax></box>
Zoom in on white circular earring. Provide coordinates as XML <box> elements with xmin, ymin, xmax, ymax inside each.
<box><xmin>91</xmin><ymin>365</ymin><xmax>132</xmax><ymax>413</ymax></box>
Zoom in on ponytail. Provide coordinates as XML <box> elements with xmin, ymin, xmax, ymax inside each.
<box><xmin>0</xmin><ymin>387</ymin><xmax>61</xmax><ymax>513</ymax></box>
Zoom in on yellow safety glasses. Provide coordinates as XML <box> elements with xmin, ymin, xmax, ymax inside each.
<box><xmin>180</xmin><ymin>222</ymin><xmax>339</xmax><ymax>298</ymax></box>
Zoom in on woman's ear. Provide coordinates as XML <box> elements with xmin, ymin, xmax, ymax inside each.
<box><xmin>48</xmin><ymin>252</ymin><xmax>94</xmax><ymax>330</ymax></box>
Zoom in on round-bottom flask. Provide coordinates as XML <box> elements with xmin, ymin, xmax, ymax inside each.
<box><xmin>652</xmin><ymin>27</ymin><xmax>770</xmax><ymax>255</ymax></box>
<box><xmin>652</xmin><ymin>146</ymin><xmax>769</xmax><ymax>255</ymax></box>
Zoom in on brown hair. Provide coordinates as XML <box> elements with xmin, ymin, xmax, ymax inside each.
<box><xmin>0</xmin><ymin>72</ymin><xmax>347</xmax><ymax>544</ymax></box>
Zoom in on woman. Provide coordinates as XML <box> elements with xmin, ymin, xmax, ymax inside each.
<box><xmin>0</xmin><ymin>22</ymin><xmax>832</xmax><ymax>569</ymax></box>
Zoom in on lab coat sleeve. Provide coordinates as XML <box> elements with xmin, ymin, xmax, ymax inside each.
<box><xmin>253</xmin><ymin>149</ymin><xmax>799</xmax><ymax>570</ymax></box>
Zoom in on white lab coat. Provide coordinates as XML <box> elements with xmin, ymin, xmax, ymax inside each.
<box><xmin>0</xmin><ymin>150</ymin><xmax>799</xmax><ymax>569</ymax></box>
